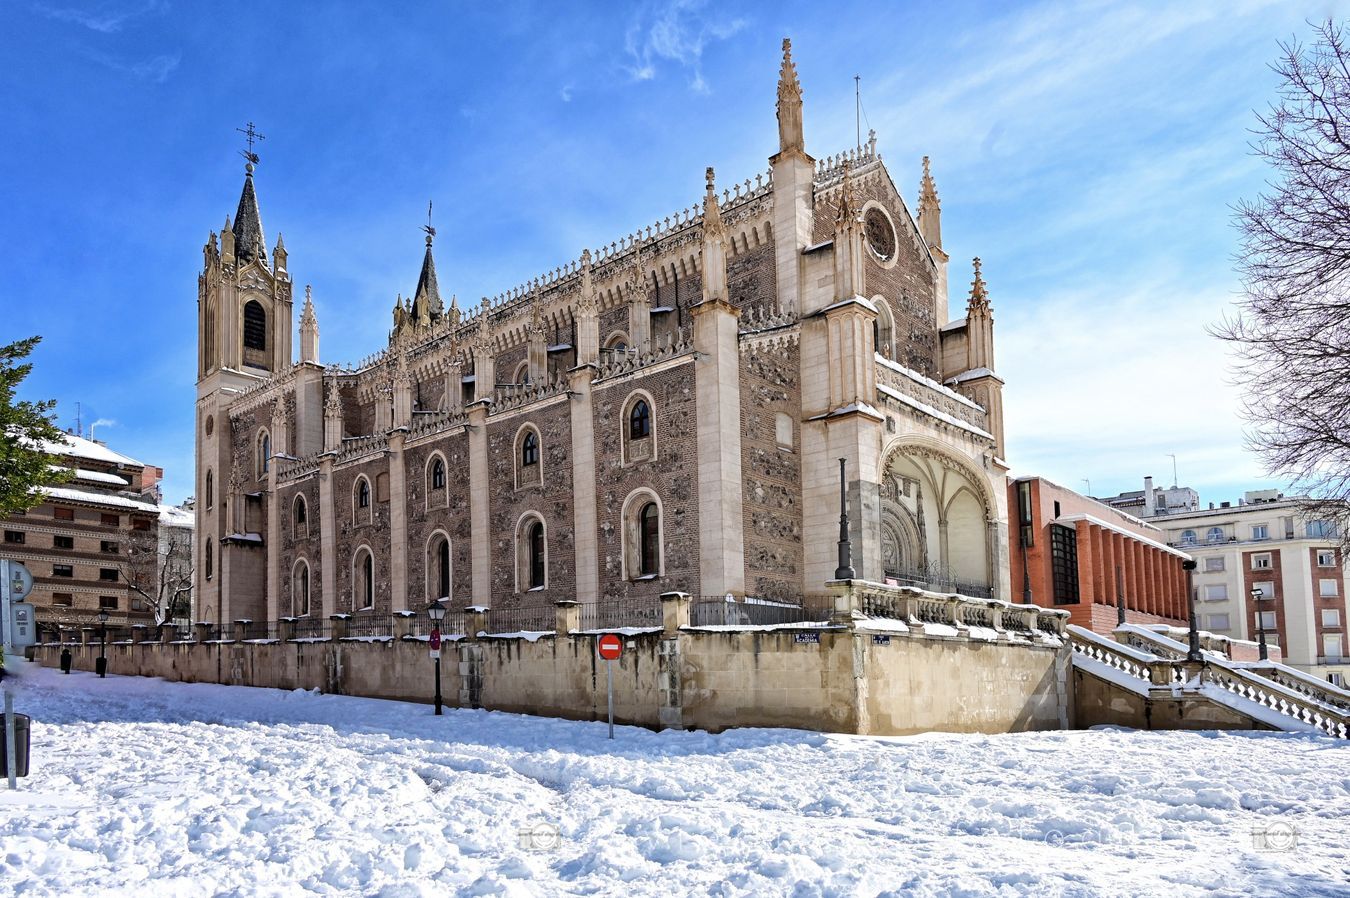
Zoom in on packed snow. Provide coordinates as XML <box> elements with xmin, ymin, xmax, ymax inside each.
<box><xmin>1</xmin><ymin>659</ymin><xmax>1346</xmax><ymax>897</ymax></box>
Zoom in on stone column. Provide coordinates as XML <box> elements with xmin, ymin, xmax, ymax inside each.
<box><xmin>388</xmin><ymin>430</ymin><xmax>409</xmax><ymax>611</ymax></box>
<box><xmin>266</xmin><ymin>463</ymin><xmax>280</xmax><ymax>623</ymax></box>
<box><xmin>660</xmin><ymin>591</ymin><xmax>691</xmax><ymax>635</ymax></box>
<box><xmin>691</xmin><ymin>297</ymin><xmax>745</xmax><ymax>596</ymax></box>
<box><xmin>319</xmin><ymin>455</ymin><xmax>338</xmax><ymax>617</ymax></box>
<box><xmin>467</xmin><ymin>404</ymin><xmax>491</xmax><ymax>605</ymax></box>
<box><xmin>555</xmin><ymin>599</ymin><xmax>580</xmax><ymax>636</ymax></box>
<box><xmin>569</xmin><ymin>367</ymin><xmax>599</xmax><ymax>605</ymax></box>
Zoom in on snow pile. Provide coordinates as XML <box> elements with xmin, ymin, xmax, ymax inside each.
<box><xmin>0</xmin><ymin>660</ymin><xmax>1345</xmax><ymax>897</ymax></box>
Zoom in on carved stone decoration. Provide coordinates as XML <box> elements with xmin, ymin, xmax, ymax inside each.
<box><xmin>864</xmin><ymin>207</ymin><xmax>896</xmax><ymax>262</ymax></box>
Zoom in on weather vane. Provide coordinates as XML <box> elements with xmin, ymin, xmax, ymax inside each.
<box><xmin>422</xmin><ymin>200</ymin><xmax>436</xmax><ymax>242</ymax></box>
<box><xmin>236</xmin><ymin>121</ymin><xmax>265</xmax><ymax>165</ymax></box>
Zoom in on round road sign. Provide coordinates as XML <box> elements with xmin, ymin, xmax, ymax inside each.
<box><xmin>429</xmin><ymin>628</ymin><xmax>442</xmax><ymax>651</ymax></box>
<box><xmin>597</xmin><ymin>633</ymin><xmax>623</xmax><ymax>660</ymax></box>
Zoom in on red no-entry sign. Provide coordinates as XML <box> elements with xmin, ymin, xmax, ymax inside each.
<box><xmin>597</xmin><ymin>633</ymin><xmax>623</xmax><ymax>660</ymax></box>
<box><xmin>429</xmin><ymin>628</ymin><xmax>441</xmax><ymax>651</ymax></box>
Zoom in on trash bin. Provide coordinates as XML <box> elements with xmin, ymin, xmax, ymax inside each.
<box><xmin>1</xmin><ymin>713</ymin><xmax>30</xmax><ymax>778</ymax></box>
<box><xmin>95</xmin><ymin>656</ymin><xmax>107</xmax><ymax>678</ymax></box>
<box><xmin>60</xmin><ymin>649</ymin><xmax>72</xmax><ymax>675</ymax></box>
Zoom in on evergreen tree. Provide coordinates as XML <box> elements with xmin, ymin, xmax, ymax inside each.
<box><xmin>0</xmin><ymin>336</ymin><xmax>70</xmax><ymax>515</ymax></box>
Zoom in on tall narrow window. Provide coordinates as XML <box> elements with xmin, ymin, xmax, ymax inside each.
<box><xmin>259</xmin><ymin>431</ymin><xmax>271</xmax><ymax>475</ymax></box>
<box><xmin>521</xmin><ymin>431</ymin><xmax>539</xmax><ymax>467</ymax></box>
<box><xmin>294</xmin><ymin>562</ymin><xmax>311</xmax><ymax>617</ymax></box>
<box><xmin>630</xmin><ymin>400</ymin><xmax>651</xmax><ymax>439</ymax></box>
<box><xmin>1049</xmin><ymin>524</ymin><xmax>1080</xmax><ymax>604</ymax></box>
<box><xmin>356</xmin><ymin>549</ymin><xmax>374</xmax><ymax>609</ymax></box>
<box><xmin>357</xmin><ymin>478</ymin><xmax>370</xmax><ymax>509</ymax></box>
<box><xmin>294</xmin><ymin>495</ymin><xmax>307</xmax><ymax>537</ymax></box>
<box><xmin>639</xmin><ymin>502</ymin><xmax>659</xmax><ymax>576</ymax></box>
<box><xmin>431</xmin><ymin>458</ymin><xmax>446</xmax><ymax>490</ymax></box>
<box><xmin>529</xmin><ymin>521</ymin><xmax>545</xmax><ymax>589</ymax></box>
<box><xmin>205</xmin><ymin>542</ymin><xmax>213</xmax><ymax>580</ymax></box>
<box><xmin>205</xmin><ymin>470</ymin><xmax>213</xmax><ymax>510</ymax></box>
<box><xmin>437</xmin><ymin>538</ymin><xmax>450</xmax><ymax>600</ymax></box>
<box><xmin>243</xmin><ymin>300</ymin><xmax>267</xmax><ymax>350</ymax></box>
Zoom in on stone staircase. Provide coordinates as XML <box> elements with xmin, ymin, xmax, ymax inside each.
<box><xmin>1068</xmin><ymin>624</ymin><xmax>1349</xmax><ymax>738</ymax></box>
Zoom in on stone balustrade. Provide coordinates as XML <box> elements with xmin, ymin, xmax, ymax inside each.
<box><xmin>829</xmin><ymin>579</ymin><xmax>1067</xmax><ymax>641</ymax></box>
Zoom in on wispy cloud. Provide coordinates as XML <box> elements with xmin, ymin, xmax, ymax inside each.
<box><xmin>623</xmin><ymin>0</ymin><xmax>747</xmax><ymax>92</ymax></box>
<box><xmin>35</xmin><ymin>0</ymin><xmax>168</xmax><ymax>33</ymax></box>
<box><xmin>79</xmin><ymin>47</ymin><xmax>181</xmax><ymax>83</ymax></box>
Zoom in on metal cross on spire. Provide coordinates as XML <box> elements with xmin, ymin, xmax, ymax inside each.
<box><xmin>236</xmin><ymin>121</ymin><xmax>265</xmax><ymax>165</ymax></box>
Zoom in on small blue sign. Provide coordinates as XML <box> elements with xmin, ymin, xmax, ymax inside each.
<box><xmin>872</xmin><ymin>634</ymin><xmax>891</xmax><ymax>646</ymax></box>
<box><xmin>793</xmin><ymin>632</ymin><xmax>820</xmax><ymax>645</ymax></box>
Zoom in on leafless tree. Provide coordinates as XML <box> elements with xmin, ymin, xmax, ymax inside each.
<box><xmin>1221</xmin><ymin>19</ymin><xmax>1350</xmax><ymax>543</ymax></box>
<box><xmin>124</xmin><ymin>522</ymin><xmax>194</xmax><ymax>627</ymax></box>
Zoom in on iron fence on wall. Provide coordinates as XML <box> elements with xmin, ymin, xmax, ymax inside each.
<box><xmin>688</xmin><ymin>595</ymin><xmax>834</xmax><ymax>628</ymax></box>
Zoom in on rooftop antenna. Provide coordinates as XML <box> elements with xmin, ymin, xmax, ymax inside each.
<box><xmin>854</xmin><ymin>74</ymin><xmax>861</xmax><ymax>149</ymax></box>
<box><xmin>1082</xmin><ymin>478</ymin><xmax>1091</xmax><ymax>497</ymax></box>
<box><xmin>1167</xmin><ymin>454</ymin><xmax>1178</xmax><ymax>489</ymax></box>
<box><xmin>236</xmin><ymin>121</ymin><xmax>265</xmax><ymax>166</ymax></box>
<box><xmin>75</xmin><ymin>401</ymin><xmax>82</xmax><ymax>438</ymax></box>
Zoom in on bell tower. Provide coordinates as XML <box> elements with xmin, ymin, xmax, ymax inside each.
<box><xmin>195</xmin><ymin>124</ymin><xmax>294</xmax><ymax>630</ymax></box>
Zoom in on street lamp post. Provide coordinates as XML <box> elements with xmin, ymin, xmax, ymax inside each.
<box><xmin>427</xmin><ymin>600</ymin><xmax>445</xmax><ymax>715</ymax></box>
<box><xmin>1183</xmin><ymin>559</ymin><xmax>1201</xmax><ymax>662</ymax></box>
<box><xmin>1251</xmin><ymin>586</ymin><xmax>1270</xmax><ymax>662</ymax></box>
<box><xmin>96</xmin><ymin>608</ymin><xmax>109</xmax><ymax>678</ymax></box>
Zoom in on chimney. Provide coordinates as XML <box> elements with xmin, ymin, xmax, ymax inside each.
<box><xmin>1143</xmin><ymin>476</ymin><xmax>1155</xmax><ymax>516</ymax></box>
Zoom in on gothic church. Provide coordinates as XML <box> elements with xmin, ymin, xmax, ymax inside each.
<box><xmin>194</xmin><ymin>40</ymin><xmax>1010</xmax><ymax>629</ymax></box>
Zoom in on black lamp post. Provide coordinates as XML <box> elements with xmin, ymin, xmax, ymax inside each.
<box><xmin>1252</xmin><ymin>586</ymin><xmax>1270</xmax><ymax>662</ymax></box>
<box><xmin>96</xmin><ymin>607</ymin><xmax>110</xmax><ymax>678</ymax></box>
<box><xmin>427</xmin><ymin>600</ymin><xmax>445</xmax><ymax>715</ymax></box>
<box><xmin>834</xmin><ymin>458</ymin><xmax>855</xmax><ymax>581</ymax></box>
<box><xmin>1183</xmin><ymin>559</ymin><xmax>1202</xmax><ymax>662</ymax></box>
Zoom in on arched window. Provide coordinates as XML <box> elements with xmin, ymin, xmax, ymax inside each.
<box><xmin>357</xmin><ymin>477</ymin><xmax>370</xmax><ymax>509</ymax></box>
<box><xmin>205</xmin><ymin>541</ymin><xmax>213</xmax><ymax>580</ymax></box>
<box><xmin>1180</xmin><ymin>529</ymin><xmax>1197</xmax><ymax>546</ymax></box>
<box><xmin>528</xmin><ymin>520</ymin><xmax>545</xmax><ymax>589</ymax></box>
<box><xmin>605</xmin><ymin>333</ymin><xmax>630</xmax><ymax>354</ymax></box>
<box><xmin>293</xmin><ymin>560</ymin><xmax>311</xmax><ymax>617</ymax></box>
<box><xmin>521</xmin><ymin>431</ymin><xmax>539</xmax><ymax>467</ymax></box>
<box><xmin>204</xmin><ymin>470</ymin><xmax>213</xmax><ymax>510</ymax></box>
<box><xmin>513</xmin><ymin>360</ymin><xmax>531</xmax><ymax>386</ymax></box>
<box><xmin>243</xmin><ymin>300</ymin><xmax>267</xmax><ymax>350</ymax></box>
<box><xmin>430</xmin><ymin>457</ymin><xmax>446</xmax><ymax>490</ymax></box>
<box><xmin>1206</xmin><ymin>526</ymin><xmax>1225</xmax><ymax>544</ymax></box>
<box><xmin>630</xmin><ymin>400</ymin><xmax>651</xmax><ymax>440</ymax></box>
<box><xmin>257</xmin><ymin>430</ymin><xmax>271</xmax><ymax>476</ymax></box>
<box><xmin>428</xmin><ymin>533</ymin><xmax>451</xmax><ymax>601</ymax></box>
<box><xmin>354</xmin><ymin>548</ymin><xmax>374</xmax><ymax>610</ymax></box>
<box><xmin>293</xmin><ymin>495</ymin><xmax>307</xmax><ymax>538</ymax></box>
<box><xmin>639</xmin><ymin>502</ymin><xmax>660</xmax><ymax>576</ymax></box>
<box><xmin>872</xmin><ymin>296</ymin><xmax>895</xmax><ymax>359</ymax></box>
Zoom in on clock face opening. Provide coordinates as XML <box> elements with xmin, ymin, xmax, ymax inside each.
<box><xmin>864</xmin><ymin>208</ymin><xmax>896</xmax><ymax>262</ymax></box>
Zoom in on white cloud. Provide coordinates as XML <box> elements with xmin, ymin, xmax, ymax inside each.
<box><xmin>36</xmin><ymin>0</ymin><xmax>167</xmax><ymax>33</ymax></box>
<box><xmin>623</xmin><ymin>0</ymin><xmax>747</xmax><ymax>92</ymax></box>
<box><xmin>998</xmin><ymin>280</ymin><xmax>1274</xmax><ymax>498</ymax></box>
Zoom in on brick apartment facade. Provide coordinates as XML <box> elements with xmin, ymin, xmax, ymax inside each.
<box><xmin>1009</xmin><ymin>476</ymin><xmax>1189</xmax><ymax>634</ymax></box>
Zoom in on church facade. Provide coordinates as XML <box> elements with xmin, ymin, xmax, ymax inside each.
<box><xmin>194</xmin><ymin>40</ymin><xmax>1010</xmax><ymax>630</ymax></box>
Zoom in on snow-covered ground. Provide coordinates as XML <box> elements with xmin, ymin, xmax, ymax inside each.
<box><xmin>1</xmin><ymin>660</ymin><xmax>1346</xmax><ymax>897</ymax></box>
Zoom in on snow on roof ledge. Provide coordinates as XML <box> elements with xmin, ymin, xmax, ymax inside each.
<box><xmin>37</xmin><ymin>486</ymin><xmax>159</xmax><ymax>513</ymax></box>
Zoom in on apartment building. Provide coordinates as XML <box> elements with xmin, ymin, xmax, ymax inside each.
<box><xmin>1</xmin><ymin>433</ymin><xmax>165</xmax><ymax>636</ymax></box>
<box><xmin>1153</xmin><ymin>491</ymin><xmax>1348</xmax><ymax>685</ymax></box>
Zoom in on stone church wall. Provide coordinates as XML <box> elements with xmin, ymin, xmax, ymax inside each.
<box><xmin>738</xmin><ymin>335</ymin><xmax>804</xmax><ymax>600</ymax></box>
<box><xmin>332</xmin><ymin>457</ymin><xmax>393</xmax><ymax>614</ymax></box>
<box><xmin>591</xmin><ymin>360</ymin><xmax>701</xmax><ymax>601</ymax></box>
<box><xmin>404</xmin><ymin>432</ymin><xmax>474</xmax><ymax>607</ymax></box>
<box><xmin>486</xmin><ymin>398</ymin><xmax>575</xmax><ymax>609</ymax></box>
<box><xmin>728</xmin><ymin>241</ymin><xmax>776</xmax><ymax>318</ymax></box>
<box><xmin>277</xmin><ymin>478</ymin><xmax>322</xmax><ymax>617</ymax></box>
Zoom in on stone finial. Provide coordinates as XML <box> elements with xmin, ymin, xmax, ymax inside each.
<box><xmin>776</xmin><ymin>37</ymin><xmax>805</xmax><ymax>155</ymax></box>
<box><xmin>835</xmin><ymin>159</ymin><xmax>857</xmax><ymax>225</ymax></box>
<box><xmin>917</xmin><ymin>156</ymin><xmax>943</xmax><ymax>251</ymax></box>
<box><xmin>967</xmin><ymin>257</ymin><xmax>991</xmax><ymax>313</ymax></box>
<box><xmin>324</xmin><ymin>379</ymin><xmax>342</xmax><ymax>417</ymax></box>
<box><xmin>703</xmin><ymin>166</ymin><xmax>726</xmax><ymax>238</ymax></box>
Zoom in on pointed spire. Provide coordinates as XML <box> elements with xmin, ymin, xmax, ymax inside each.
<box><xmin>967</xmin><ymin>257</ymin><xmax>991</xmax><ymax>313</ymax></box>
<box><xmin>776</xmin><ymin>38</ymin><xmax>805</xmax><ymax>155</ymax></box>
<box><xmin>232</xmin><ymin>161</ymin><xmax>266</xmax><ymax>266</ymax></box>
<box><xmin>917</xmin><ymin>156</ymin><xmax>943</xmax><ymax>251</ymax></box>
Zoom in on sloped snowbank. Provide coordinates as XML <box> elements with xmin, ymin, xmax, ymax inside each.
<box><xmin>0</xmin><ymin>660</ymin><xmax>1344</xmax><ymax>897</ymax></box>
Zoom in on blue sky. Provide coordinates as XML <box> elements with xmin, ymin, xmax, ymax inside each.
<box><xmin>1</xmin><ymin>0</ymin><xmax>1338</xmax><ymax>505</ymax></box>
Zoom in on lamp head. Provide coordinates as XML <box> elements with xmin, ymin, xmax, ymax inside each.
<box><xmin>427</xmin><ymin>601</ymin><xmax>446</xmax><ymax>622</ymax></box>
<box><xmin>97</xmin><ymin>609</ymin><xmax>110</xmax><ymax>623</ymax></box>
